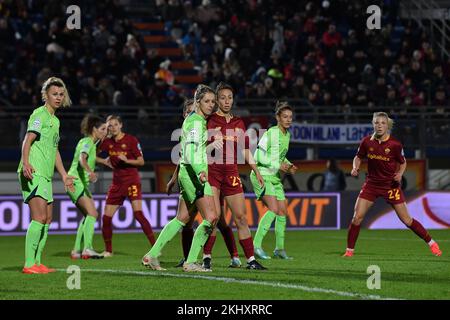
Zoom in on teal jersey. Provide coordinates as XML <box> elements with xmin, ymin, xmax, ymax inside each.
<box><xmin>254</xmin><ymin>126</ymin><xmax>292</xmax><ymax>177</ymax></box>
<box><xmin>180</xmin><ymin>112</ymin><xmax>208</xmax><ymax>175</ymax></box>
<box><xmin>68</xmin><ymin>137</ymin><xmax>97</xmax><ymax>186</ymax></box>
<box><xmin>17</xmin><ymin>106</ymin><xmax>60</xmax><ymax>180</ymax></box>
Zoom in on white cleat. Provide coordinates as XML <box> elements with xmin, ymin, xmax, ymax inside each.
<box><xmin>71</xmin><ymin>250</ymin><xmax>81</xmax><ymax>259</ymax></box>
<box><xmin>183</xmin><ymin>262</ymin><xmax>212</xmax><ymax>272</ymax></box>
<box><xmin>142</xmin><ymin>255</ymin><xmax>166</xmax><ymax>271</ymax></box>
<box><xmin>101</xmin><ymin>251</ymin><xmax>113</xmax><ymax>258</ymax></box>
<box><xmin>82</xmin><ymin>248</ymin><xmax>104</xmax><ymax>259</ymax></box>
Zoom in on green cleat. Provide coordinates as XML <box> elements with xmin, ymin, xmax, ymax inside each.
<box><xmin>273</xmin><ymin>249</ymin><xmax>293</xmax><ymax>260</ymax></box>
<box><xmin>229</xmin><ymin>257</ymin><xmax>242</xmax><ymax>268</ymax></box>
<box><xmin>254</xmin><ymin>247</ymin><xmax>271</xmax><ymax>260</ymax></box>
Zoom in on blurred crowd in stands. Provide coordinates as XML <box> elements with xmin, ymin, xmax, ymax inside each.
<box><xmin>0</xmin><ymin>0</ymin><xmax>449</xmax><ymax>117</ymax></box>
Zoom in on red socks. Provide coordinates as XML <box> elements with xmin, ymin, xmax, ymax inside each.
<box><xmin>408</xmin><ymin>219</ymin><xmax>432</xmax><ymax>243</ymax></box>
<box><xmin>347</xmin><ymin>223</ymin><xmax>361</xmax><ymax>250</ymax></box>
<box><xmin>203</xmin><ymin>235</ymin><xmax>216</xmax><ymax>255</ymax></box>
<box><xmin>218</xmin><ymin>224</ymin><xmax>239</xmax><ymax>258</ymax></box>
<box><xmin>102</xmin><ymin>215</ymin><xmax>113</xmax><ymax>253</ymax></box>
<box><xmin>134</xmin><ymin>211</ymin><xmax>155</xmax><ymax>246</ymax></box>
<box><xmin>239</xmin><ymin>237</ymin><xmax>255</xmax><ymax>259</ymax></box>
<box><xmin>182</xmin><ymin>227</ymin><xmax>194</xmax><ymax>259</ymax></box>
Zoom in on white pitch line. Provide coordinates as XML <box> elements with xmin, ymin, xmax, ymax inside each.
<box><xmin>57</xmin><ymin>268</ymin><xmax>402</xmax><ymax>300</ymax></box>
<box><xmin>325</xmin><ymin>236</ymin><xmax>450</xmax><ymax>242</ymax></box>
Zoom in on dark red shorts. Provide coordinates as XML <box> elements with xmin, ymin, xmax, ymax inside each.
<box><xmin>208</xmin><ymin>165</ymin><xmax>243</xmax><ymax>197</ymax></box>
<box><xmin>106</xmin><ymin>180</ymin><xmax>142</xmax><ymax>205</ymax></box>
<box><xmin>359</xmin><ymin>181</ymin><xmax>405</xmax><ymax>205</ymax></box>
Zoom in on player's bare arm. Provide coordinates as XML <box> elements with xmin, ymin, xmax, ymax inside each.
<box><xmin>55</xmin><ymin>150</ymin><xmax>76</xmax><ymax>192</ymax></box>
<box><xmin>243</xmin><ymin>148</ymin><xmax>264</xmax><ymax>187</ymax></box>
<box><xmin>351</xmin><ymin>156</ymin><xmax>361</xmax><ymax>176</ymax></box>
<box><xmin>166</xmin><ymin>163</ymin><xmax>180</xmax><ymax>195</ymax></box>
<box><xmin>394</xmin><ymin>161</ymin><xmax>407</xmax><ymax>183</ymax></box>
<box><xmin>21</xmin><ymin>132</ymin><xmax>38</xmax><ymax>180</ymax></box>
<box><xmin>80</xmin><ymin>152</ymin><xmax>97</xmax><ymax>182</ymax></box>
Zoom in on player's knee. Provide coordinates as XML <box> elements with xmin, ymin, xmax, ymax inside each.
<box><xmin>234</xmin><ymin>213</ymin><xmax>248</xmax><ymax>228</ymax></box>
<box><xmin>351</xmin><ymin>215</ymin><xmax>363</xmax><ymax>225</ymax></box>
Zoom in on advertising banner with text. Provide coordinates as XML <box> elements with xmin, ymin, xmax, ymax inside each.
<box><xmin>0</xmin><ymin>193</ymin><xmax>340</xmax><ymax>236</ymax></box>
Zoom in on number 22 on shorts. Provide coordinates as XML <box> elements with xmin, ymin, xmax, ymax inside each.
<box><xmin>128</xmin><ymin>185</ymin><xmax>138</xmax><ymax>197</ymax></box>
<box><xmin>388</xmin><ymin>188</ymin><xmax>400</xmax><ymax>201</ymax></box>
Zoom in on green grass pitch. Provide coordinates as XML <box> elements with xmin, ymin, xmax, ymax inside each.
<box><xmin>0</xmin><ymin>230</ymin><xmax>449</xmax><ymax>300</ymax></box>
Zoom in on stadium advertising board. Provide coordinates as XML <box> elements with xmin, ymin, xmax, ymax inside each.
<box><xmin>289</xmin><ymin>123</ymin><xmax>373</xmax><ymax>144</ymax></box>
<box><xmin>0</xmin><ymin>193</ymin><xmax>340</xmax><ymax>235</ymax></box>
<box><xmin>155</xmin><ymin>160</ymin><xmax>426</xmax><ymax>192</ymax></box>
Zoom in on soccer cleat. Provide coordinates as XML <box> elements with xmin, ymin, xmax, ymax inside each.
<box><xmin>22</xmin><ymin>264</ymin><xmax>44</xmax><ymax>274</ymax></box>
<box><xmin>175</xmin><ymin>258</ymin><xmax>185</xmax><ymax>268</ymax></box>
<box><xmin>82</xmin><ymin>248</ymin><xmax>104</xmax><ymax>259</ymax></box>
<box><xmin>202</xmin><ymin>257</ymin><xmax>212</xmax><ymax>270</ymax></box>
<box><xmin>246</xmin><ymin>260</ymin><xmax>267</xmax><ymax>270</ymax></box>
<box><xmin>183</xmin><ymin>262</ymin><xmax>211</xmax><ymax>272</ymax></box>
<box><xmin>254</xmin><ymin>247</ymin><xmax>271</xmax><ymax>260</ymax></box>
<box><xmin>37</xmin><ymin>264</ymin><xmax>56</xmax><ymax>273</ymax></box>
<box><xmin>273</xmin><ymin>249</ymin><xmax>293</xmax><ymax>260</ymax></box>
<box><xmin>342</xmin><ymin>249</ymin><xmax>354</xmax><ymax>257</ymax></box>
<box><xmin>142</xmin><ymin>255</ymin><xmax>166</xmax><ymax>271</ymax></box>
<box><xmin>71</xmin><ymin>250</ymin><xmax>81</xmax><ymax>259</ymax></box>
<box><xmin>229</xmin><ymin>257</ymin><xmax>242</xmax><ymax>268</ymax></box>
<box><xmin>101</xmin><ymin>251</ymin><xmax>113</xmax><ymax>258</ymax></box>
<box><xmin>430</xmin><ymin>242</ymin><xmax>442</xmax><ymax>256</ymax></box>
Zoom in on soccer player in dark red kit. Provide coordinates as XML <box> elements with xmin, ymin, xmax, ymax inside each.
<box><xmin>202</xmin><ymin>82</ymin><xmax>266</xmax><ymax>270</ymax></box>
<box><xmin>343</xmin><ymin>112</ymin><xmax>442</xmax><ymax>257</ymax></box>
<box><xmin>97</xmin><ymin>115</ymin><xmax>155</xmax><ymax>257</ymax></box>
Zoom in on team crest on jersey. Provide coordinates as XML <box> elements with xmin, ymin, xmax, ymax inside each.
<box><xmin>384</xmin><ymin>148</ymin><xmax>391</xmax><ymax>154</ymax></box>
<box><xmin>121</xmin><ymin>144</ymin><xmax>127</xmax><ymax>149</ymax></box>
<box><xmin>369</xmin><ymin>147</ymin><xmax>374</xmax><ymax>151</ymax></box>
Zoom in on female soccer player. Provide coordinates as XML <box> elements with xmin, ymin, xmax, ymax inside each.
<box><xmin>167</xmin><ymin>99</ymin><xmax>244</xmax><ymax>269</ymax></box>
<box><xmin>251</xmin><ymin>101</ymin><xmax>298</xmax><ymax>260</ymax></box>
<box><xmin>142</xmin><ymin>84</ymin><xmax>219</xmax><ymax>272</ymax></box>
<box><xmin>68</xmin><ymin>114</ymin><xmax>107</xmax><ymax>259</ymax></box>
<box><xmin>343</xmin><ymin>112</ymin><xmax>442</xmax><ymax>257</ymax></box>
<box><xmin>18</xmin><ymin>77</ymin><xmax>76</xmax><ymax>274</ymax></box>
<box><xmin>98</xmin><ymin>115</ymin><xmax>155</xmax><ymax>257</ymax></box>
<box><xmin>201</xmin><ymin>82</ymin><xmax>266</xmax><ymax>270</ymax></box>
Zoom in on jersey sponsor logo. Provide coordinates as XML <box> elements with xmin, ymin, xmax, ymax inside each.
<box><xmin>367</xmin><ymin>153</ymin><xmax>390</xmax><ymax>161</ymax></box>
<box><xmin>384</xmin><ymin>148</ymin><xmax>390</xmax><ymax>154</ymax></box>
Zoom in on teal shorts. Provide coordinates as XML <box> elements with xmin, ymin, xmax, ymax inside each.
<box><xmin>178</xmin><ymin>165</ymin><xmax>213</xmax><ymax>204</ymax></box>
<box><xmin>250</xmin><ymin>171</ymin><xmax>285</xmax><ymax>201</ymax></box>
<box><xmin>19</xmin><ymin>173</ymin><xmax>53</xmax><ymax>204</ymax></box>
<box><xmin>66</xmin><ymin>180</ymin><xmax>92</xmax><ymax>204</ymax></box>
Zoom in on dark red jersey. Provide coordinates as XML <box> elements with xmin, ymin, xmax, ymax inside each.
<box><xmin>207</xmin><ymin>113</ymin><xmax>249</xmax><ymax>169</ymax></box>
<box><xmin>99</xmin><ymin>133</ymin><xmax>143</xmax><ymax>183</ymax></box>
<box><xmin>356</xmin><ymin>135</ymin><xmax>405</xmax><ymax>185</ymax></box>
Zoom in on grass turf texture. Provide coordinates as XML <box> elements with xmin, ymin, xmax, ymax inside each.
<box><xmin>0</xmin><ymin>230</ymin><xmax>448</xmax><ymax>300</ymax></box>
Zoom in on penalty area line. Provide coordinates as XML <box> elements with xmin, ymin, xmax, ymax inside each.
<box><xmin>57</xmin><ymin>268</ymin><xmax>402</xmax><ymax>300</ymax></box>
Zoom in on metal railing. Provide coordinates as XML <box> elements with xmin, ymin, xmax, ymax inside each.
<box><xmin>400</xmin><ymin>0</ymin><xmax>450</xmax><ymax>59</ymax></box>
<box><xmin>1</xmin><ymin>103</ymin><xmax>449</xmax><ymax>156</ymax></box>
